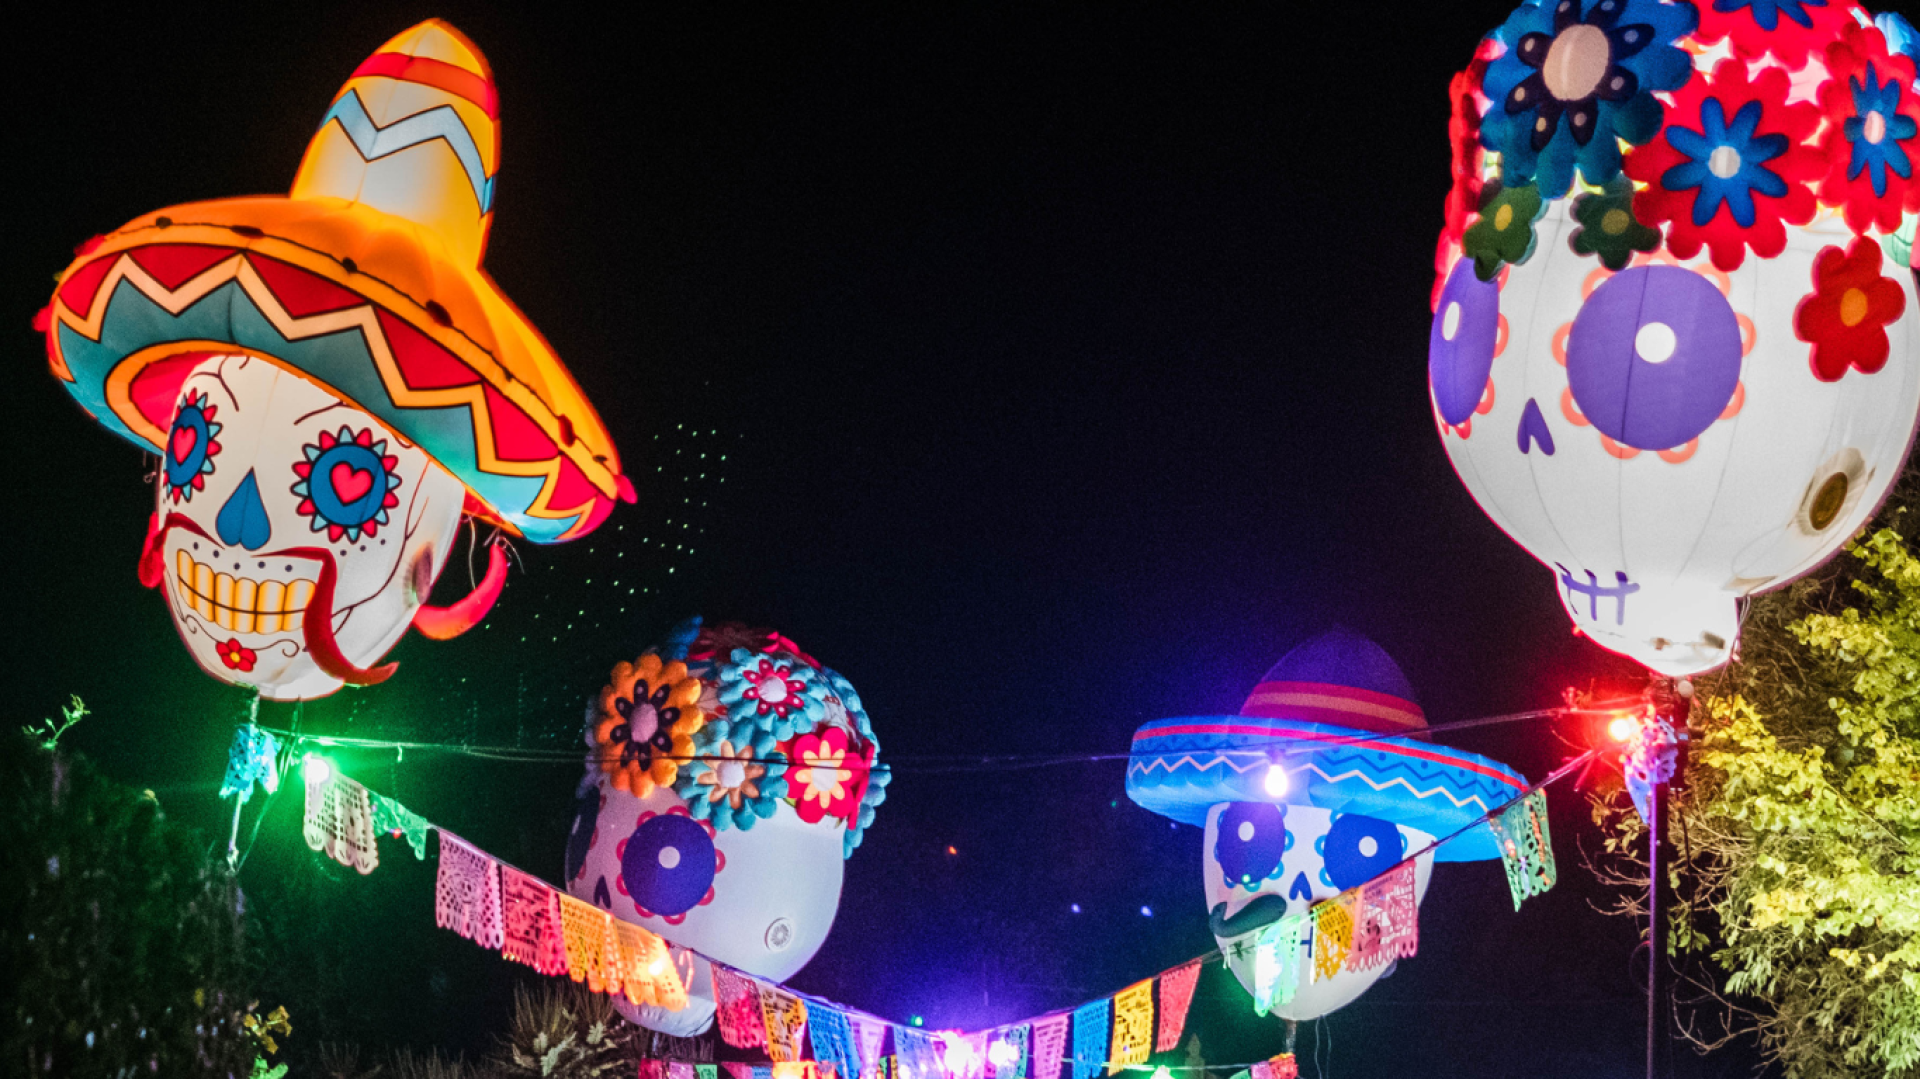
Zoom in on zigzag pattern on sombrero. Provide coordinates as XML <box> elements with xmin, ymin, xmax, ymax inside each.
<box><xmin>1128</xmin><ymin>627</ymin><xmax>1527</xmax><ymax>862</ymax></box>
<box><xmin>39</xmin><ymin>20</ymin><xmax>628</xmax><ymax>544</ymax></box>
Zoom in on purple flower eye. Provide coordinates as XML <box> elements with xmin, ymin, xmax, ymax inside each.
<box><xmin>1566</xmin><ymin>266</ymin><xmax>1742</xmax><ymax>451</ymax></box>
<box><xmin>1430</xmin><ymin>260</ymin><xmax>1502</xmax><ymax>425</ymax></box>
<box><xmin>621</xmin><ymin>811</ymin><xmax>716</xmax><ymax>918</ymax></box>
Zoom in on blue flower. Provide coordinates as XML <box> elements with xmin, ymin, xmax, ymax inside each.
<box><xmin>1843</xmin><ymin>64</ymin><xmax>1918</xmax><ymax>197</ymax></box>
<box><xmin>1663</xmin><ymin>98</ymin><xmax>1790</xmax><ymax>226</ymax></box>
<box><xmin>1481</xmin><ymin>0</ymin><xmax>1698</xmax><ymax>197</ymax></box>
<box><xmin>1718</xmin><ymin>0</ymin><xmax>1826</xmax><ymax>33</ymax></box>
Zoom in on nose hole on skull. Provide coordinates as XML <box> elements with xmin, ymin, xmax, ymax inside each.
<box><xmin>215</xmin><ymin>470</ymin><xmax>272</xmax><ymax>551</ymax></box>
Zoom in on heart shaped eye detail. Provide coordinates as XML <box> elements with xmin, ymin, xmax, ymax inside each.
<box><xmin>162</xmin><ymin>392</ymin><xmax>222</xmax><ymax>504</ymax></box>
<box><xmin>290</xmin><ymin>425</ymin><xmax>404</xmax><ymax>543</ymax></box>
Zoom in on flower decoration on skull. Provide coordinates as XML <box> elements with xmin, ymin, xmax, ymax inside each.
<box><xmin>715</xmin><ymin>651</ymin><xmax>826</xmax><ymax>750</ymax></box>
<box><xmin>689</xmin><ymin>623</ymin><xmax>818</xmax><ymax>667</ymax></box>
<box><xmin>1817</xmin><ymin>23</ymin><xmax>1920</xmax><ymax>235</ymax></box>
<box><xmin>594</xmin><ymin>653</ymin><xmax>707</xmax><ymax>797</ymax></box>
<box><xmin>1623</xmin><ymin>60</ymin><xmax>1822</xmax><ymax>271</ymax></box>
<box><xmin>1463</xmin><ymin>182</ymin><xmax>1548</xmax><ymax>279</ymax></box>
<box><xmin>216</xmin><ymin>638</ymin><xmax>258</xmax><ymax>672</ymax></box>
<box><xmin>1479</xmin><ymin>0</ymin><xmax>1698</xmax><ymax>199</ymax></box>
<box><xmin>1694</xmin><ymin>0</ymin><xmax>1863</xmax><ymax>68</ymax></box>
<box><xmin>1569</xmin><ymin>176</ymin><xmax>1664</xmax><ymax>269</ymax></box>
<box><xmin>680</xmin><ymin>739</ymin><xmax>789</xmax><ymax>832</ymax></box>
<box><xmin>786</xmin><ymin>726</ymin><xmax>870</xmax><ymax>825</ymax></box>
<box><xmin>163</xmin><ymin>392</ymin><xmax>222</xmax><ymax>503</ymax></box>
<box><xmin>1442</xmin><ymin>40</ymin><xmax>1502</xmax><ymax>256</ymax></box>
<box><xmin>290</xmin><ymin>426</ymin><xmax>403</xmax><ymax>543</ymax></box>
<box><xmin>1795</xmin><ymin>235</ymin><xmax>1909</xmax><ymax>382</ymax></box>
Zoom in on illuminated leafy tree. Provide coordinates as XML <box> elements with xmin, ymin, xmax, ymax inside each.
<box><xmin>1599</xmin><ymin>500</ymin><xmax>1920</xmax><ymax>1077</ymax></box>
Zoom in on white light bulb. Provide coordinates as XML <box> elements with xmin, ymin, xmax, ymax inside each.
<box><xmin>1263</xmin><ymin>762</ymin><xmax>1289</xmax><ymax>798</ymax></box>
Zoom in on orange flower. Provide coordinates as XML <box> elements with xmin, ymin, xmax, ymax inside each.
<box><xmin>591</xmin><ymin>653</ymin><xmax>705</xmax><ymax>797</ymax></box>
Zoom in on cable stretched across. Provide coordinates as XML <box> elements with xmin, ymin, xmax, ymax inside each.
<box><xmin>256</xmin><ymin>696</ymin><xmax>1638</xmax><ymax>777</ymax></box>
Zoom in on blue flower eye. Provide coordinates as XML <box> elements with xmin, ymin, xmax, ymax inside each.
<box><xmin>620</xmin><ymin>812</ymin><xmax>715</xmax><ymax>918</ymax></box>
<box><xmin>290</xmin><ymin>425</ymin><xmax>402</xmax><ymax>543</ymax></box>
<box><xmin>1214</xmin><ymin>803</ymin><xmax>1288</xmax><ymax>888</ymax></box>
<box><xmin>1322</xmin><ymin>813</ymin><xmax>1404</xmax><ymax>892</ymax></box>
<box><xmin>163</xmin><ymin>393</ymin><xmax>222</xmax><ymax>503</ymax></box>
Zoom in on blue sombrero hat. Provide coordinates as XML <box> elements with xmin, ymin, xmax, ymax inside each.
<box><xmin>1126</xmin><ymin>628</ymin><xmax>1526</xmax><ymax>862</ymax></box>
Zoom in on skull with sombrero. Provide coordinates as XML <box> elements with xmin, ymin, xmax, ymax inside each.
<box><xmin>1127</xmin><ymin>627</ymin><xmax>1528</xmax><ymax>1019</ymax></box>
<box><xmin>38</xmin><ymin>21</ymin><xmax>631</xmax><ymax>698</ymax></box>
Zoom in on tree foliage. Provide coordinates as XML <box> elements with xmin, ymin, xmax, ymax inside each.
<box><xmin>1604</xmin><ymin>507</ymin><xmax>1920</xmax><ymax>1076</ymax></box>
<box><xmin>0</xmin><ymin>719</ymin><xmax>279</xmax><ymax>1077</ymax></box>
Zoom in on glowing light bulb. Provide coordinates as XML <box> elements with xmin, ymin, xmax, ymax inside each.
<box><xmin>989</xmin><ymin>1043</ymin><xmax>1020</xmax><ymax>1069</ymax></box>
<box><xmin>941</xmin><ymin>1035</ymin><xmax>977</xmax><ymax>1074</ymax></box>
<box><xmin>303</xmin><ymin>754</ymin><xmax>333</xmax><ymax>784</ymax></box>
<box><xmin>1607</xmin><ymin>716</ymin><xmax>1637</xmax><ymax>742</ymax></box>
<box><xmin>1263</xmin><ymin>762</ymin><xmax>1289</xmax><ymax>798</ymax></box>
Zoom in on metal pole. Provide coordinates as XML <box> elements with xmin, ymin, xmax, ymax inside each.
<box><xmin>1647</xmin><ymin>769</ymin><xmax>1666</xmax><ymax>1079</ymax></box>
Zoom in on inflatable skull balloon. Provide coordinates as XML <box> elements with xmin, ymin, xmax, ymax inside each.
<box><xmin>154</xmin><ymin>355</ymin><xmax>466</xmax><ymax>698</ymax></box>
<box><xmin>565</xmin><ymin>620</ymin><xmax>888</xmax><ymax>1035</ymax></box>
<box><xmin>41</xmin><ymin>20</ymin><xmax>627</xmax><ymax>697</ymax></box>
<box><xmin>1431</xmin><ymin>2</ymin><xmax>1920</xmax><ymax>675</ymax></box>
<box><xmin>1128</xmin><ymin>629</ymin><xmax>1528</xmax><ymax>1020</ymax></box>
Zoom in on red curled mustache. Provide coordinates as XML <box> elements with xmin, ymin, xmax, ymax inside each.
<box><xmin>140</xmin><ymin>511</ymin><xmax>507</xmax><ymax>684</ymax></box>
<box><xmin>141</xmin><ymin>512</ymin><xmax>394</xmax><ymax>686</ymax></box>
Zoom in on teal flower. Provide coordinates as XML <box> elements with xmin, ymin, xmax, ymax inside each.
<box><xmin>714</xmin><ymin>649</ymin><xmax>826</xmax><ymax>752</ymax></box>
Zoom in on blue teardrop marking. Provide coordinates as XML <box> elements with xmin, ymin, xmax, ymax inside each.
<box><xmin>215</xmin><ymin>470</ymin><xmax>273</xmax><ymax>551</ymax></box>
<box><xmin>1288</xmin><ymin>871</ymin><xmax>1314</xmax><ymax>902</ymax></box>
<box><xmin>1517</xmin><ymin>397</ymin><xmax>1555</xmax><ymax>455</ymax></box>
<box><xmin>592</xmin><ymin>874</ymin><xmax>612</xmax><ymax>909</ymax></box>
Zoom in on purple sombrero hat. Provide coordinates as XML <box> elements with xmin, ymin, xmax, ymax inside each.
<box><xmin>1126</xmin><ymin>628</ymin><xmax>1526</xmax><ymax>862</ymax></box>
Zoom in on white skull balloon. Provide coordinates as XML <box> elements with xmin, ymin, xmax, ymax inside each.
<box><xmin>152</xmin><ymin>355</ymin><xmax>466</xmax><ymax>699</ymax></box>
<box><xmin>564</xmin><ymin>620</ymin><xmax>887</xmax><ymax>1036</ymax></box>
<box><xmin>41</xmin><ymin>20</ymin><xmax>629</xmax><ymax>697</ymax></box>
<box><xmin>1430</xmin><ymin>3</ymin><xmax>1920</xmax><ymax>675</ymax></box>
<box><xmin>1128</xmin><ymin>629</ymin><xmax>1528</xmax><ymax>1020</ymax></box>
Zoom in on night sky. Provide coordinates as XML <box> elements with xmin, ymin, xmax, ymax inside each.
<box><xmin>6</xmin><ymin>5</ymin><xmax>1763</xmax><ymax>1076</ymax></box>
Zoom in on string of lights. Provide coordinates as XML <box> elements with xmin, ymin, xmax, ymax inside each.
<box><xmin>254</xmin><ymin>696</ymin><xmax>1644</xmax><ymax>777</ymax></box>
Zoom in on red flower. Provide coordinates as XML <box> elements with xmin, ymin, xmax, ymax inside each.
<box><xmin>1625</xmin><ymin>60</ymin><xmax>1822</xmax><ymax>271</ymax></box>
<box><xmin>1794</xmin><ymin>236</ymin><xmax>1908</xmax><ymax>382</ymax></box>
<box><xmin>1692</xmin><ymin>0</ymin><xmax>1863</xmax><ymax>70</ymax></box>
<box><xmin>216</xmin><ymin>638</ymin><xmax>257</xmax><ymax>672</ymax></box>
<box><xmin>786</xmin><ymin>725</ymin><xmax>861</xmax><ymax>824</ymax></box>
<box><xmin>1435</xmin><ymin>39</ymin><xmax>1500</xmax><ymax>311</ymax></box>
<box><xmin>1817</xmin><ymin>21</ymin><xmax>1920</xmax><ymax>236</ymax></box>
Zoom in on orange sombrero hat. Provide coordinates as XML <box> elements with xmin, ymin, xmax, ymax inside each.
<box><xmin>40</xmin><ymin>21</ymin><xmax>630</xmax><ymax>544</ymax></box>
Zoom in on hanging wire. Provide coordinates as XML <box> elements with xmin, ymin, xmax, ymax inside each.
<box><xmin>254</xmin><ymin>696</ymin><xmax>1642</xmax><ymax>776</ymax></box>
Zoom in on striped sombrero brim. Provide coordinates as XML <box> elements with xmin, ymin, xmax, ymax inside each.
<box><xmin>1125</xmin><ymin>716</ymin><xmax>1527</xmax><ymax>862</ymax></box>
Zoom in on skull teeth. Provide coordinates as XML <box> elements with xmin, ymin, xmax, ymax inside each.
<box><xmin>174</xmin><ymin>550</ymin><xmax>314</xmax><ymax>635</ymax></box>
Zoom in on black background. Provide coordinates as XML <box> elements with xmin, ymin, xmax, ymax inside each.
<box><xmin>5</xmin><ymin>5</ymin><xmax>1766</xmax><ymax>1076</ymax></box>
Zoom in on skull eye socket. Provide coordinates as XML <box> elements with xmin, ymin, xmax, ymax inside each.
<box><xmin>1565</xmin><ymin>265</ymin><xmax>1741</xmax><ymax>451</ymax></box>
<box><xmin>620</xmin><ymin>812</ymin><xmax>716</xmax><ymax>918</ymax></box>
<box><xmin>1319</xmin><ymin>813</ymin><xmax>1405</xmax><ymax>892</ymax></box>
<box><xmin>163</xmin><ymin>392</ymin><xmax>222</xmax><ymax>503</ymax></box>
<box><xmin>1428</xmin><ymin>260</ymin><xmax>1502</xmax><ymax>425</ymax></box>
<box><xmin>1214</xmin><ymin>802</ymin><xmax>1290</xmax><ymax>889</ymax></box>
<box><xmin>289</xmin><ymin>426</ymin><xmax>403</xmax><ymax>543</ymax></box>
